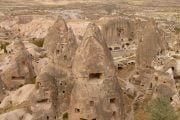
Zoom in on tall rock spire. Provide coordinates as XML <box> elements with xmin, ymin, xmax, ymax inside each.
<box><xmin>72</xmin><ymin>23</ymin><xmax>115</xmax><ymax>79</ymax></box>
<box><xmin>69</xmin><ymin>23</ymin><xmax>125</xmax><ymax>120</ymax></box>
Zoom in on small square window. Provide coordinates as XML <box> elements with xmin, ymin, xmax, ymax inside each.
<box><xmin>89</xmin><ymin>73</ymin><xmax>102</xmax><ymax>79</ymax></box>
<box><xmin>110</xmin><ymin>98</ymin><xmax>116</xmax><ymax>103</ymax></box>
<box><xmin>112</xmin><ymin>111</ymin><xmax>116</xmax><ymax>116</ymax></box>
<box><xmin>80</xmin><ymin>118</ymin><xmax>87</xmax><ymax>120</ymax></box>
<box><xmin>75</xmin><ymin>108</ymin><xmax>80</xmax><ymax>113</ymax></box>
<box><xmin>90</xmin><ymin>101</ymin><xmax>94</xmax><ymax>106</ymax></box>
<box><xmin>56</xmin><ymin>50</ymin><xmax>60</xmax><ymax>54</ymax></box>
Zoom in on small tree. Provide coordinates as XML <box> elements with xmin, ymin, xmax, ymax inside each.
<box><xmin>0</xmin><ymin>43</ymin><xmax>8</xmax><ymax>53</ymax></box>
<box><xmin>31</xmin><ymin>38</ymin><xmax>44</xmax><ymax>47</ymax></box>
<box><xmin>63</xmin><ymin>112</ymin><xmax>68</xmax><ymax>120</ymax></box>
<box><xmin>147</xmin><ymin>96</ymin><xmax>177</xmax><ymax>120</ymax></box>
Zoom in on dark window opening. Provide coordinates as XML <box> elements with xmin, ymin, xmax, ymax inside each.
<box><xmin>128</xmin><ymin>62</ymin><xmax>135</xmax><ymax>65</ymax></box>
<box><xmin>109</xmin><ymin>47</ymin><xmax>112</xmax><ymax>51</ymax></box>
<box><xmin>172</xmin><ymin>67</ymin><xmax>175</xmax><ymax>71</ymax></box>
<box><xmin>117</xmin><ymin>28</ymin><xmax>124</xmax><ymax>32</ymax></box>
<box><xmin>110</xmin><ymin>98</ymin><xmax>116</xmax><ymax>104</ymax></box>
<box><xmin>75</xmin><ymin>108</ymin><xmax>80</xmax><ymax>113</ymax></box>
<box><xmin>89</xmin><ymin>73</ymin><xmax>102</xmax><ymax>79</ymax></box>
<box><xmin>126</xmin><ymin>43</ymin><xmax>130</xmax><ymax>46</ymax></box>
<box><xmin>128</xmin><ymin>38</ymin><xmax>132</xmax><ymax>41</ymax></box>
<box><xmin>112</xmin><ymin>111</ymin><xmax>116</xmax><ymax>117</ymax></box>
<box><xmin>170</xmin><ymin>97</ymin><xmax>173</xmax><ymax>102</ymax></box>
<box><xmin>37</xmin><ymin>98</ymin><xmax>48</xmax><ymax>103</ymax></box>
<box><xmin>163</xmin><ymin>81</ymin><xmax>166</xmax><ymax>83</ymax></box>
<box><xmin>92</xmin><ymin>119</ymin><xmax>96</xmax><ymax>120</ymax></box>
<box><xmin>122</xmin><ymin>44</ymin><xmax>125</xmax><ymax>48</ymax></box>
<box><xmin>90</xmin><ymin>101</ymin><xmax>94</xmax><ymax>106</ymax></box>
<box><xmin>64</xmin><ymin>55</ymin><xmax>67</xmax><ymax>60</ymax></box>
<box><xmin>118</xmin><ymin>66</ymin><xmax>123</xmax><ymax>70</ymax></box>
<box><xmin>56</xmin><ymin>50</ymin><xmax>60</xmax><ymax>54</ymax></box>
<box><xmin>156</xmin><ymin>89</ymin><xmax>158</xmax><ymax>92</ymax></box>
<box><xmin>47</xmin><ymin>116</ymin><xmax>49</xmax><ymax>120</ymax></box>
<box><xmin>174</xmin><ymin>76</ymin><xmax>180</xmax><ymax>80</ymax></box>
<box><xmin>150</xmin><ymin>83</ymin><xmax>153</xmax><ymax>88</ymax></box>
<box><xmin>12</xmin><ymin>76</ymin><xmax>25</xmax><ymax>80</ymax></box>
<box><xmin>80</xmin><ymin>118</ymin><xmax>87</xmax><ymax>120</ymax></box>
<box><xmin>62</xmin><ymin>90</ymin><xmax>65</xmax><ymax>94</ymax></box>
<box><xmin>155</xmin><ymin>76</ymin><xmax>158</xmax><ymax>81</ymax></box>
<box><xmin>114</xmin><ymin>47</ymin><xmax>120</xmax><ymax>50</ymax></box>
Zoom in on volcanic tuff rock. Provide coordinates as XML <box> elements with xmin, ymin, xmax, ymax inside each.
<box><xmin>136</xmin><ymin>20</ymin><xmax>167</xmax><ymax>68</ymax></box>
<box><xmin>0</xmin><ymin>40</ymin><xmax>36</xmax><ymax>89</ymax></box>
<box><xmin>0</xmin><ymin>1</ymin><xmax>179</xmax><ymax>118</ymax></box>
<box><xmin>69</xmin><ymin>23</ymin><xmax>125</xmax><ymax>120</ymax></box>
<box><xmin>34</xmin><ymin>16</ymin><xmax>77</xmax><ymax>119</ymax></box>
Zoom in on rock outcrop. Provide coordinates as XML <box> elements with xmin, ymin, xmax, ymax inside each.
<box><xmin>44</xmin><ymin>16</ymin><xmax>77</xmax><ymax>69</ymax></box>
<box><xmin>1</xmin><ymin>40</ymin><xmax>36</xmax><ymax>89</ymax></box>
<box><xmin>69</xmin><ymin>23</ymin><xmax>125</xmax><ymax>120</ymax></box>
<box><xmin>32</xmin><ymin>73</ymin><xmax>57</xmax><ymax>120</ymax></box>
<box><xmin>136</xmin><ymin>20</ymin><xmax>167</xmax><ymax>68</ymax></box>
<box><xmin>33</xmin><ymin>16</ymin><xmax>77</xmax><ymax>119</ymax></box>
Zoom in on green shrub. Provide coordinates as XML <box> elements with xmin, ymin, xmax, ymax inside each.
<box><xmin>174</xmin><ymin>27</ymin><xmax>180</xmax><ymax>34</ymax></box>
<box><xmin>31</xmin><ymin>38</ymin><xmax>44</xmax><ymax>47</ymax></box>
<box><xmin>147</xmin><ymin>96</ymin><xmax>177</xmax><ymax>120</ymax></box>
<box><xmin>31</xmin><ymin>78</ymin><xmax>36</xmax><ymax>84</ymax></box>
<box><xmin>63</xmin><ymin>112</ymin><xmax>68</xmax><ymax>120</ymax></box>
<box><xmin>0</xmin><ymin>43</ymin><xmax>9</xmax><ymax>53</ymax></box>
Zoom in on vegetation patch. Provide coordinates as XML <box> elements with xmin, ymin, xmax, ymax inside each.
<box><xmin>31</xmin><ymin>38</ymin><xmax>44</xmax><ymax>47</ymax></box>
<box><xmin>174</xmin><ymin>27</ymin><xmax>180</xmax><ymax>34</ymax></box>
<box><xmin>147</xmin><ymin>96</ymin><xmax>178</xmax><ymax>120</ymax></box>
<box><xmin>63</xmin><ymin>112</ymin><xmax>68</xmax><ymax>120</ymax></box>
<box><xmin>0</xmin><ymin>43</ymin><xmax>9</xmax><ymax>53</ymax></box>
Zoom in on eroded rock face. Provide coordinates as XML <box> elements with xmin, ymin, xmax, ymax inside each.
<box><xmin>34</xmin><ymin>16</ymin><xmax>77</xmax><ymax>118</ymax></box>
<box><xmin>136</xmin><ymin>20</ymin><xmax>167</xmax><ymax>68</ymax></box>
<box><xmin>100</xmin><ymin>17</ymin><xmax>136</xmax><ymax>47</ymax></box>
<box><xmin>99</xmin><ymin>17</ymin><xmax>147</xmax><ymax>51</ymax></box>
<box><xmin>44</xmin><ymin>16</ymin><xmax>77</xmax><ymax>68</ymax></box>
<box><xmin>0</xmin><ymin>84</ymin><xmax>35</xmax><ymax>109</ymax></box>
<box><xmin>0</xmin><ymin>108</ymin><xmax>32</xmax><ymax>120</ymax></box>
<box><xmin>32</xmin><ymin>72</ymin><xmax>58</xmax><ymax>120</ymax></box>
<box><xmin>69</xmin><ymin>23</ymin><xmax>125</xmax><ymax>120</ymax></box>
<box><xmin>0</xmin><ymin>77</ymin><xmax>7</xmax><ymax>103</ymax></box>
<box><xmin>72</xmin><ymin>23</ymin><xmax>115</xmax><ymax>78</ymax></box>
<box><xmin>1</xmin><ymin>40</ymin><xmax>36</xmax><ymax>89</ymax></box>
<box><xmin>124</xmin><ymin>19</ymin><xmax>178</xmax><ymax>119</ymax></box>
